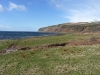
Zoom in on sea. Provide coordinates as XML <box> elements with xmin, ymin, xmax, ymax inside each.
<box><xmin>0</xmin><ymin>31</ymin><xmax>58</xmax><ymax>40</ymax></box>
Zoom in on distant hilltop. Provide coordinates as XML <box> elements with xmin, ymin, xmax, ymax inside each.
<box><xmin>38</xmin><ymin>21</ymin><xmax>100</xmax><ymax>33</ymax></box>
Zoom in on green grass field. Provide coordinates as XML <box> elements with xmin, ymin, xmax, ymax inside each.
<box><xmin>0</xmin><ymin>33</ymin><xmax>100</xmax><ymax>75</ymax></box>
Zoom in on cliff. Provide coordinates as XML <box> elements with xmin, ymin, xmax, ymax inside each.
<box><xmin>38</xmin><ymin>21</ymin><xmax>100</xmax><ymax>33</ymax></box>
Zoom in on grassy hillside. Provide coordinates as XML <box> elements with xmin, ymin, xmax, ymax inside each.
<box><xmin>38</xmin><ymin>21</ymin><xmax>100</xmax><ymax>33</ymax></box>
<box><xmin>0</xmin><ymin>33</ymin><xmax>100</xmax><ymax>75</ymax></box>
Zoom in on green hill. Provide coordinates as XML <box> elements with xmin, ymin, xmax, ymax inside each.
<box><xmin>38</xmin><ymin>21</ymin><xmax>100</xmax><ymax>33</ymax></box>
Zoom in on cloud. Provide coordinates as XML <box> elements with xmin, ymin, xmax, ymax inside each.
<box><xmin>0</xmin><ymin>24</ymin><xmax>35</xmax><ymax>31</ymax></box>
<box><xmin>49</xmin><ymin>0</ymin><xmax>100</xmax><ymax>22</ymax></box>
<box><xmin>0</xmin><ymin>4</ymin><xmax>4</xmax><ymax>12</ymax></box>
<box><xmin>8</xmin><ymin>2</ymin><xmax>26</xmax><ymax>11</ymax></box>
<box><xmin>0</xmin><ymin>24</ymin><xmax>12</xmax><ymax>31</ymax></box>
<box><xmin>49</xmin><ymin>0</ymin><xmax>66</xmax><ymax>9</ymax></box>
<box><xmin>67</xmin><ymin>1</ymin><xmax>100</xmax><ymax>22</ymax></box>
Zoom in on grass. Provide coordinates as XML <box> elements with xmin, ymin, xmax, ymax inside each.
<box><xmin>0</xmin><ymin>33</ymin><xmax>100</xmax><ymax>75</ymax></box>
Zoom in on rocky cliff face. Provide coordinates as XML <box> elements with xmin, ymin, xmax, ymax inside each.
<box><xmin>38</xmin><ymin>22</ymin><xmax>100</xmax><ymax>33</ymax></box>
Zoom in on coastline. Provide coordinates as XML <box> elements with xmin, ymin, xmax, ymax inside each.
<box><xmin>0</xmin><ymin>31</ymin><xmax>60</xmax><ymax>40</ymax></box>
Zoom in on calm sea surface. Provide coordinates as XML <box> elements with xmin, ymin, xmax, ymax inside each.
<box><xmin>0</xmin><ymin>31</ymin><xmax>58</xmax><ymax>40</ymax></box>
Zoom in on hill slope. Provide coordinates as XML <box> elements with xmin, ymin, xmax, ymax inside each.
<box><xmin>38</xmin><ymin>21</ymin><xmax>100</xmax><ymax>33</ymax></box>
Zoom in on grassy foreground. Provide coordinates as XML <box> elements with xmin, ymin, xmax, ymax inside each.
<box><xmin>0</xmin><ymin>33</ymin><xmax>100</xmax><ymax>75</ymax></box>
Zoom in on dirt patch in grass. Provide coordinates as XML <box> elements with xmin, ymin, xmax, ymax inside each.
<box><xmin>69</xmin><ymin>39</ymin><xmax>100</xmax><ymax>46</ymax></box>
<box><xmin>2</xmin><ymin>37</ymin><xmax>100</xmax><ymax>54</ymax></box>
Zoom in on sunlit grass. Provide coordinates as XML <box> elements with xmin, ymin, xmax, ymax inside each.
<box><xmin>0</xmin><ymin>45</ymin><xmax>100</xmax><ymax>75</ymax></box>
<box><xmin>0</xmin><ymin>33</ymin><xmax>100</xmax><ymax>75</ymax></box>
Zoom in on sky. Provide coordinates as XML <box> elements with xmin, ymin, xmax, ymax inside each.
<box><xmin>0</xmin><ymin>0</ymin><xmax>100</xmax><ymax>31</ymax></box>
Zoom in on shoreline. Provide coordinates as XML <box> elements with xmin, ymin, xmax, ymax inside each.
<box><xmin>0</xmin><ymin>31</ymin><xmax>60</xmax><ymax>40</ymax></box>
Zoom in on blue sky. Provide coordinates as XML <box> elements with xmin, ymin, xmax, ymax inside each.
<box><xmin>0</xmin><ymin>0</ymin><xmax>100</xmax><ymax>31</ymax></box>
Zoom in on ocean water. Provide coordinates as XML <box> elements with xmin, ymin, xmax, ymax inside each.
<box><xmin>0</xmin><ymin>31</ymin><xmax>58</xmax><ymax>40</ymax></box>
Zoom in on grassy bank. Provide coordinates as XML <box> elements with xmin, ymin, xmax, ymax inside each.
<box><xmin>0</xmin><ymin>33</ymin><xmax>100</xmax><ymax>75</ymax></box>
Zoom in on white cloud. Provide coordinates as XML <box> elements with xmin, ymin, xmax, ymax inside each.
<box><xmin>8</xmin><ymin>2</ymin><xmax>26</xmax><ymax>11</ymax></box>
<box><xmin>0</xmin><ymin>25</ymin><xmax>3</xmax><ymax>28</ymax></box>
<box><xmin>0</xmin><ymin>24</ymin><xmax>12</xmax><ymax>31</ymax></box>
<box><xmin>0</xmin><ymin>4</ymin><xmax>4</xmax><ymax>12</ymax></box>
<box><xmin>0</xmin><ymin>24</ymin><xmax>34</xmax><ymax>31</ymax></box>
<box><xmin>49</xmin><ymin>0</ymin><xmax>100</xmax><ymax>22</ymax></box>
<box><xmin>49</xmin><ymin>0</ymin><xmax>66</xmax><ymax>9</ymax></box>
<box><xmin>67</xmin><ymin>1</ymin><xmax>100</xmax><ymax>22</ymax></box>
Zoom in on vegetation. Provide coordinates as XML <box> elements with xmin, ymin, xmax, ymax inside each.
<box><xmin>0</xmin><ymin>33</ymin><xmax>100</xmax><ymax>75</ymax></box>
<box><xmin>38</xmin><ymin>21</ymin><xmax>100</xmax><ymax>33</ymax></box>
